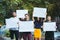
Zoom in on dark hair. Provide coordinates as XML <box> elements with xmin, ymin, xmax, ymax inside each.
<box><xmin>34</xmin><ymin>17</ymin><xmax>37</xmax><ymax>20</ymax></box>
<box><xmin>34</xmin><ymin>17</ymin><xmax>44</xmax><ymax>22</ymax></box>
<box><xmin>25</xmin><ymin>14</ymin><xmax>30</xmax><ymax>18</ymax></box>
<box><xmin>9</xmin><ymin>9</ymin><xmax>16</xmax><ymax>14</ymax></box>
<box><xmin>38</xmin><ymin>18</ymin><xmax>42</xmax><ymax>22</ymax></box>
<box><xmin>9</xmin><ymin>9</ymin><xmax>16</xmax><ymax>17</ymax></box>
<box><xmin>25</xmin><ymin>14</ymin><xmax>29</xmax><ymax>16</ymax></box>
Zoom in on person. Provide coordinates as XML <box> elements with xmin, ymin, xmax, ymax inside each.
<box><xmin>33</xmin><ymin>17</ymin><xmax>43</xmax><ymax>40</ymax></box>
<box><xmin>19</xmin><ymin>14</ymin><xmax>32</xmax><ymax>40</ymax></box>
<box><xmin>45</xmin><ymin>16</ymin><xmax>55</xmax><ymax>40</ymax></box>
<box><xmin>22</xmin><ymin>14</ymin><xmax>32</xmax><ymax>40</ymax></box>
<box><xmin>9</xmin><ymin>11</ymin><xmax>19</xmax><ymax>40</ymax></box>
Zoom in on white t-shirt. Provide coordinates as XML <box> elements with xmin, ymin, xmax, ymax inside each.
<box><xmin>10</xmin><ymin>17</ymin><xmax>19</xmax><ymax>30</ymax></box>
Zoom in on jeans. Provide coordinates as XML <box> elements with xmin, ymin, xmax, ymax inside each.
<box><xmin>9</xmin><ymin>30</ymin><xmax>19</xmax><ymax>40</ymax></box>
<box><xmin>19</xmin><ymin>32</ymin><xmax>32</xmax><ymax>40</ymax></box>
<box><xmin>45</xmin><ymin>31</ymin><xmax>54</xmax><ymax>40</ymax></box>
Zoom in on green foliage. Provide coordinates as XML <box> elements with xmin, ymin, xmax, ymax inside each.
<box><xmin>5</xmin><ymin>30</ymin><xmax>10</xmax><ymax>37</ymax></box>
<box><xmin>0</xmin><ymin>0</ymin><xmax>60</xmax><ymax>25</ymax></box>
<box><xmin>47</xmin><ymin>0</ymin><xmax>60</xmax><ymax>18</ymax></box>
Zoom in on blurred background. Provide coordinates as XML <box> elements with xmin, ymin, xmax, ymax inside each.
<box><xmin>0</xmin><ymin>0</ymin><xmax>60</xmax><ymax>40</ymax></box>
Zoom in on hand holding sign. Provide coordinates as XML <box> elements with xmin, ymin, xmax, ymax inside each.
<box><xmin>33</xmin><ymin>7</ymin><xmax>47</xmax><ymax>18</ymax></box>
<box><xmin>5</xmin><ymin>17</ymin><xmax>19</xmax><ymax>29</ymax></box>
<box><xmin>19</xmin><ymin>21</ymin><xmax>34</xmax><ymax>32</ymax></box>
<box><xmin>16</xmin><ymin>10</ymin><xmax>28</xmax><ymax>18</ymax></box>
<box><xmin>43</xmin><ymin>22</ymin><xmax>56</xmax><ymax>31</ymax></box>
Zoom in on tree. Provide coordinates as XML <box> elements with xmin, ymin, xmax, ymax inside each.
<box><xmin>0</xmin><ymin>0</ymin><xmax>60</xmax><ymax>25</ymax></box>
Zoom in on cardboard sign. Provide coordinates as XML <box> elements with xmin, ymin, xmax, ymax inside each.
<box><xmin>19</xmin><ymin>21</ymin><xmax>34</xmax><ymax>32</ymax></box>
<box><xmin>16</xmin><ymin>10</ymin><xmax>28</xmax><ymax>18</ymax></box>
<box><xmin>5</xmin><ymin>17</ymin><xmax>19</xmax><ymax>29</ymax></box>
<box><xmin>43</xmin><ymin>22</ymin><xmax>56</xmax><ymax>31</ymax></box>
<box><xmin>33</xmin><ymin>7</ymin><xmax>47</xmax><ymax>18</ymax></box>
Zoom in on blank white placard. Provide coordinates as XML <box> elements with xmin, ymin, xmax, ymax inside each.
<box><xmin>19</xmin><ymin>21</ymin><xmax>34</xmax><ymax>32</ymax></box>
<box><xmin>16</xmin><ymin>10</ymin><xmax>28</xmax><ymax>18</ymax></box>
<box><xmin>5</xmin><ymin>17</ymin><xmax>19</xmax><ymax>29</ymax></box>
<box><xmin>43</xmin><ymin>22</ymin><xmax>56</xmax><ymax>31</ymax></box>
<box><xmin>33</xmin><ymin>7</ymin><xmax>47</xmax><ymax>18</ymax></box>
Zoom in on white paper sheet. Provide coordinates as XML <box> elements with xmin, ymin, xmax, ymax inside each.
<box><xmin>19</xmin><ymin>21</ymin><xmax>34</xmax><ymax>32</ymax></box>
<box><xmin>33</xmin><ymin>7</ymin><xmax>47</xmax><ymax>18</ymax></box>
<box><xmin>5</xmin><ymin>17</ymin><xmax>19</xmax><ymax>29</ymax></box>
<box><xmin>43</xmin><ymin>22</ymin><xmax>56</xmax><ymax>31</ymax></box>
<box><xmin>16</xmin><ymin>10</ymin><xmax>28</xmax><ymax>18</ymax></box>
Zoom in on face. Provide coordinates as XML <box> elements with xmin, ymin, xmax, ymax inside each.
<box><xmin>47</xmin><ymin>16</ymin><xmax>51</xmax><ymax>21</ymax></box>
<box><xmin>25</xmin><ymin>14</ymin><xmax>29</xmax><ymax>19</ymax></box>
<box><xmin>12</xmin><ymin>12</ymin><xmax>16</xmax><ymax>17</ymax></box>
<box><xmin>25</xmin><ymin>14</ymin><xmax>28</xmax><ymax>18</ymax></box>
<box><xmin>25</xmin><ymin>14</ymin><xmax>30</xmax><ymax>20</ymax></box>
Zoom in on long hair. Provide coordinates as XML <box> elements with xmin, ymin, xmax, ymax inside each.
<box><xmin>25</xmin><ymin>14</ymin><xmax>30</xmax><ymax>20</ymax></box>
<box><xmin>34</xmin><ymin>17</ymin><xmax>43</xmax><ymax>22</ymax></box>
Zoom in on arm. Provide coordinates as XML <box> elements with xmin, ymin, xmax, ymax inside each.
<box><xmin>43</xmin><ymin>18</ymin><xmax>46</xmax><ymax>22</ymax></box>
<box><xmin>32</xmin><ymin>17</ymin><xmax>35</xmax><ymax>22</ymax></box>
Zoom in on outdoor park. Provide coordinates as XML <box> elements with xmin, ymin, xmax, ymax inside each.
<box><xmin>0</xmin><ymin>0</ymin><xmax>60</xmax><ymax>40</ymax></box>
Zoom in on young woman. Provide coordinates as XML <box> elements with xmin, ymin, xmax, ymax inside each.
<box><xmin>33</xmin><ymin>17</ymin><xmax>43</xmax><ymax>40</ymax></box>
<box><xmin>9</xmin><ymin>11</ymin><xmax>19</xmax><ymax>40</ymax></box>
<box><xmin>22</xmin><ymin>14</ymin><xmax>32</xmax><ymax>40</ymax></box>
<box><xmin>19</xmin><ymin>14</ymin><xmax>32</xmax><ymax>40</ymax></box>
<box><xmin>45</xmin><ymin>16</ymin><xmax>55</xmax><ymax>40</ymax></box>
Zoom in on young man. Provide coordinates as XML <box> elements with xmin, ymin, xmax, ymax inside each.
<box><xmin>9</xmin><ymin>11</ymin><xmax>19</xmax><ymax>40</ymax></box>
